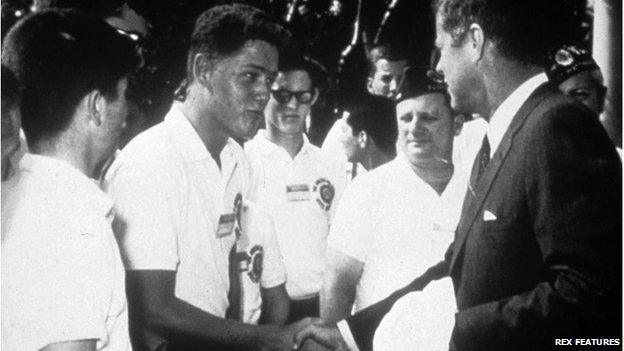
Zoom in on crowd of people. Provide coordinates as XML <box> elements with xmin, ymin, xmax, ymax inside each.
<box><xmin>1</xmin><ymin>0</ymin><xmax>621</xmax><ymax>351</ymax></box>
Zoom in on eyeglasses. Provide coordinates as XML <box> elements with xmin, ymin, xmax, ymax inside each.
<box><xmin>271</xmin><ymin>89</ymin><xmax>314</xmax><ymax>105</ymax></box>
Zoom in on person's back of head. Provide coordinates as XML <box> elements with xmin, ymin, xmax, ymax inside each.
<box><xmin>346</xmin><ymin>94</ymin><xmax>397</xmax><ymax>157</ymax></box>
<box><xmin>2</xmin><ymin>9</ymin><xmax>140</xmax><ymax>150</ymax></box>
<box><xmin>433</xmin><ymin>0</ymin><xmax>577</xmax><ymax>66</ymax></box>
<box><xmin>186</xmin><ymin>3</ymin><xmax>290</xmax><ymax>84</ymax></box>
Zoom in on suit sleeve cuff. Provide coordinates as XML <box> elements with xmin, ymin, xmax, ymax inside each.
<box><xmin>337</xmin><ymin>320</ymin><xmax>360</xmax><ymax>351</ymax></box>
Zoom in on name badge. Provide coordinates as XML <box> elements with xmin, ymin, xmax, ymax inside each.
<box><xmin>216</xmin><ymin>213</ymin><xmax>236</xmax><ymax>238</ymax></box>
<box><xmin>286</xmin><ymin>184</ymin><xmax>310</xmax><ymax>202</ymax></box>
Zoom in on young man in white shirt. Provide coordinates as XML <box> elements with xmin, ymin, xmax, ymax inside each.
<box><xmin>105</xmin><ymin>5</ymin><xmax>313</xmax><ymax>350</ymax></box>
<box><xmin>1</xmin><ymin>9</ymin><xmax>140</xmax><ymax>351</ymax></box>
<box><xmin>245</xmin><ymin>52</ymin><xmax>347</xmax><ymax>323</ymax></box>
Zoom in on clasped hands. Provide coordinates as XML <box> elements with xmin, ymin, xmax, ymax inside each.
<box><xmin>290</xmin><ymin>317</ymin><xmax>350</xmax><ymax>351</ymax></box>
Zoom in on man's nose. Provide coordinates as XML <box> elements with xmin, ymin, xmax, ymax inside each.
<box><xmin>286</xmin><ymin>94</ymin><xmax>299</xmax><ymax>109</ymax></box>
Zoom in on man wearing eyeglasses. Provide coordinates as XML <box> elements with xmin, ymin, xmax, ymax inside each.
<box><xmin>245</xmin><ymin>52</ymin><xmax>347</xmax><ymax>324</ymax></box>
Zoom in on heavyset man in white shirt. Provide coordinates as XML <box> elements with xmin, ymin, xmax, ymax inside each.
<box><xmin>1</xmin><ymin>9</ymin><xmax>140</xmax><ymax>351</ymax></box>
<box><xmin>104</xmin><ymin>5</ymin><xmax>312</xmax><ymax>351</ymax></box>
<box><xmin>246</xmin><ymin>52</ymin><xmax>346</xmax><ymax>322</ymax></box>
<box><xmin>320</xmin><ymin>67</ymin><xmax>473</xmax><ymax>322</ymax></box>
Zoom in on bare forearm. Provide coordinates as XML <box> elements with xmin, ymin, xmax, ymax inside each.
<box><xmin>320</xmin><ymin>283</ymin><xmax>356</xmax><ymax>323</ymax></box>
<box><xmin>146</xmin><ymin>297</ymin><xmax>263</xmax><ymax>348</ymax></box>
<box><xmin>260</xmin><ymin>285</ymin><xmax>290</xmax><ymax>325</ymax></box>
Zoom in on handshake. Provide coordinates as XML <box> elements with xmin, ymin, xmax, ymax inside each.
<box><xmin>261</xmin><ymin>317</ymin><xmax>351</xmax><ymax>351</ymax></box>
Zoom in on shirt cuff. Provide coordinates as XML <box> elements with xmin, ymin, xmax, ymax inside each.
<box><xmin>337</xmin><ymin>320</ymin><xmax>360</xmax><ymax>351</ymax></box>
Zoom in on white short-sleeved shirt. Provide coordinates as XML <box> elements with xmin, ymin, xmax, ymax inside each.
<box><xmin>1</xmin><ymin>154</ymin><xmax>130</xmax><ymax>351</ymax></box>
<box><xmin>104</xmin><ymin>103</ymin><xmax>253</xmax><ymax>316</ymax></box>
<box><xmin>237</xmin><ymin>200</ymin><xmax>287</xmax><ymax>324</ymax></box>
<box><xmin>245</xmin><ymin>131</ymin><xmax>346</xmax><ymax>298</ymax></box>
<box><xmin>327</xmin><ymin>155</ymin><xmax>469</xmax><ymax>311</ymax></box>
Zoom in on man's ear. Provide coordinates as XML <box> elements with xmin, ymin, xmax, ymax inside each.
<box><xmin>310</xmin><ymin>88</ymin><xmax>320</xmax><ymax>106</ymax></box>
<box><xmin>452</xmin><ymin>113</ymin><xmax>465</xmax><ymax>136</ymax></box>
<box><xmin>467</xmin><ymin>23</ymin><xmax>486</xmax><ymax>62</ymax></box>
<box><xmin>87</xmin><ymin>90</ymin><xmax>104</xmax><ymax>127</ymax></box>
<box><xmin>358</xmin><ymin>130</ymin><xmax>368</xmax><ymax>148</ymax></box>
<box><xmin>366</xmin><ymin>77</ymin><xmax>375</xmax><ymax>94</ymax></box>
<box><xmin>193</xmin><ymin>53</ymin><xmax>213</xmax><ymax>90</ymax></box>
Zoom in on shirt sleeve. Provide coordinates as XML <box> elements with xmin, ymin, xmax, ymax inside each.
<box><xmin>105</xmin><ymin>158</ymin><xmax>182</xmax><ymax>270</ymax></box>
<box><xmin>14</xmin><ymin>220</ymin><xmax>112</xmax><ymax>350</ymax></box>
<box><xmin>327</xmin><ymin>176</ymin><xmax>380</xmax><ymax>263</ymax></box>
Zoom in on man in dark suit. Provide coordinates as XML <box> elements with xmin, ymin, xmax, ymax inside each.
<box><xmin>294</xmin><ymin>0</ymin><xmax>622</xmax><ymax>350</ymax></box>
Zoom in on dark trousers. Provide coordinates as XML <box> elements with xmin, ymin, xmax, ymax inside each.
<box><xmin>287</xmin><ymin>294</ymin><xmax>320</xmax><ymax>323</ymax></box>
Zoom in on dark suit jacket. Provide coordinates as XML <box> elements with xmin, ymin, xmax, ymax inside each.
<box><xmin>346</xmin><ymin>83</ymin><xmax>622</xmax><ymax>351</ymax></box>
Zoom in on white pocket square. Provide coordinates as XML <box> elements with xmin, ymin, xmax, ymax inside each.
<box><xmin>483</xmin><ymin>210</ymin><xmax>497</xmax><ymax>221</ymax></box>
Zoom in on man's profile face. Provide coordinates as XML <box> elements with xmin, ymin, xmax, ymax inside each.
<box><xmin>338</xmin><ymin>118</ymin><xmax>360</xmax><ymax>163</ymax></box>
<box><xmin>265</xmin><ymin>69</ymin><xmax>315</xmax><ymax>136</ymax></box>
<box><xmin>434</xmin><ymin>13</ymin><xmax>483</xmax><ymax>115</ymax></box>
<box><xmin>558</xmin><ymin>69</ymin><xmax>606</xmax><ymax>115</ymax></box>
<box><xmin>396</xmin><ymin>93</ymin><xmax>455</xmax><ymax>166</ymax></box>
<box><xmin>209</xmin><ymin>40</ymin><xmax>278</xmax><ymax>141</ymax></box>
<box><xmin>368</xmin><ymin>58</ymin><xmax>407</xmax><ymax>98</ymax></box>
<box><xmin>97</xmin><ymin>77</ymin><xmax>130</xmax><ymax>160</ymax></box>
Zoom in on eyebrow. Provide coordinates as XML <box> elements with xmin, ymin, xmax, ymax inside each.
<box><xmin>242</xmin><ymin>63</ymin><xmax>277</xmax><ymax>76</ymax></box>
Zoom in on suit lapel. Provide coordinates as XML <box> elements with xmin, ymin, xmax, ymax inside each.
<box><xmin>449</xmin><ymin>84</ymin><xmax>553</xmax><ymax>272</ymax></box>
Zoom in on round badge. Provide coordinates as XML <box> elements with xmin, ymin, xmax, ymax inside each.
<box><xmin>554</xmin><ymin>48</ymin><xmax>574</xmax><ymax>67</ymax></box>
<box><xmin>312</xmin><ymin>178</ymin><xmax>335</xmax><ymax>211</ymax></box>
<box><xmin>247</xmin><ymin>245</ymin><xmax>263</xmax><ymax>283</ymax></box>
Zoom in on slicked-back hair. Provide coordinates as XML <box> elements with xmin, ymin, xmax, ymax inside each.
<box><xmin>433</xmin><ymin>0</ymin><xmax>577</xmax><ymax>66</ymax></box>
<box><xmin>186</xmin><ymin>4</ymin><xmax>290</xmax><ymax>83</ymax></box>
<box><xmin>2</xmin><ymin>9</ymin><xmax>140</xmax><ymax>147</ymax></box>
<box><xmin>278</xmin><ymin>51</ymin><xmax>326</xmax><ymax>90</ymax></box>
<box><xmin>346</xmin><ymin>94</ymin><xmax>398</xmax><ymax>155</ymax></box>
<box><xmin>366</xmin><ymin>44</ymin><xmax>408</xmax><ymax>77</ymax></box>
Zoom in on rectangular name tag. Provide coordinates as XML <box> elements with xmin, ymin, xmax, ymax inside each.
<box><xmin>286</xmin><ymin>184</ymin><xmax>310</xmax><ymax>202</ymax></box>
<box><xmin>216</xmin><ymin>213</ymin><xmax>236</xmax><ymax>238</ymax></box>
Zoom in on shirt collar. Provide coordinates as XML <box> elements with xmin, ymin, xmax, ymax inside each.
<box><xmin>252</xmin><ymin>129</ymin><xmax>312</xmax><ymax>158</ymax></box>
<box><xmin>19</xmin><ymin>153</ymin><xmax>113</xmax><ymax>217</ymax></box>
<box><xmin>487</xmin><ymin>73</ymin><xmax>548</xmax><ymax>157</ymax></box>
<box><xmin>164</xmin><ymin>102</ymin><xmax>241</xmax><ymax>164</ymax></box>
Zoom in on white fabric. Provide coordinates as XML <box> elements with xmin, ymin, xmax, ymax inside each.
<box><xmin>327</xmin><ymin>155</ymin><xmax>468</xmax><ymax>312</ymax></box>
<box><xmin>322</xmin><ymin>117</ymin><xmax>367</xmax><ymax>182</ymax></box>
<box><xmin>337</xmin><ymin>320</ymin><xmax>360</xmax><ymax>351</ymax></box>
<box><xmin>238</xmin><ymin>200</ymin><xmax>287</xmax><ymax>324</ymax></box>
<box><xmin>245</xmin><ymin>130</ymin><xmax>346</xmax><ymax>298</ymax></box>
<box><xmin>105</xmin><ymin>103</ymin><xmax>254</xmax><ymax>316</ymax></box>
<box><xmin>487</xmin><ymin>73</ymin><xmax>548</xmax><ymax>157</ymax></box>
<box><xmin>2</xmin><ymin>154</ymin><xmax>130</xmax><ymax>351</ymax></box>
<box><xmin>373</xmin><ymin>278</ymin><xmax>456</xmax><ymax>351</ymax></box>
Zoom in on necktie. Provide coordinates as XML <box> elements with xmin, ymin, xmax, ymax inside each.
<box><xmin>470</xmin><ymin>135</ymin><xmax>490</xmax><ymax>192</ymax></box>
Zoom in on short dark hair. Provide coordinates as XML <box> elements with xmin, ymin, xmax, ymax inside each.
<box><xmin>1</xmin><ymin>65</ymin><xmax>20</xmax><ymax>111</ymax></box>
<box><xmin>367</xmin><ymin>44</ymin><xmax>407</xmax><ymax>77</ymax></box>
<box><xmin>278</xmin><ymin>51</ymin><xmax>327</xmax><ymax>90</ymax></box>
<box><xmin>187</xmin><ymin>4</ymin><xmax>289</xmax><ymax>82</ymax></box>
<box><xmin>2</xmin><ymin>9</ymin><xmax>140</xmax><ymax>146</ymax></box>
<box><xmin>434</xmin><ymin>0</ymin><xmax>577</xmax><ymax>65</ymax></box>
<box><xmin>346</xmin><ymin>94</ymin><xmax>397</xmax><ymax>155</ymax></box>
